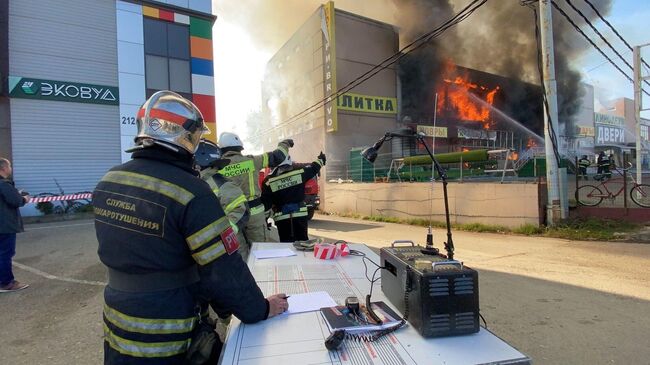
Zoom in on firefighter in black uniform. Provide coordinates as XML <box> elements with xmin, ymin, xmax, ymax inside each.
<box><xmin>94</xmin><ymin>91</ymin><xmax>288</xmax><ymax>365</ymax></box>
<box><xmin>578</xmin><ymin>155</ymin><xmax>590</xmax><ymax>180</ymax></box>
<box><xmin>261</xmin><ymin>152</ymin><xmax>325</xmax><ymax>242</ymax></box>
<box><xmin>597</xmin><ymin>151</ymin><xmax>610</xmax><ymax>180</ymax></box>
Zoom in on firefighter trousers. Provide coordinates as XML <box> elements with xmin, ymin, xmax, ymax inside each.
<box><xmin>276</xmin><ymin>216</ymin><xmax>309</xmax><ymax>243</ymax></box>
<box><xmin>236</xmin><ymin>231</ymin><xmax>250</xmax><ymax>261</ymax></box>
<box><xmin>244</xmin><ymin>209</ymin><xmax>273</xmax><ymax>244</ymax></box>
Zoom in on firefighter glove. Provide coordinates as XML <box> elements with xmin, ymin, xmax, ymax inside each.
<box><xmin>318</xmin><ymin>151</ymin><xmax>326</xmax><ymax>166</ymax></box>
<box><xmin>281</xmin><ymin>139</ymin><xmax>294</xmax><ymax>148</ymax></box>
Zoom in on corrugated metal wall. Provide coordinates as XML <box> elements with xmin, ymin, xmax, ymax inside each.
<box><xmin>10</xmin><ymin>100</ymin><xmax>120</xmax><ymax>193</ymax></box>
<box><xmin>9</xmin><ymin>0</ymin><xmax>120</xmax><ymax>194</ymax></box>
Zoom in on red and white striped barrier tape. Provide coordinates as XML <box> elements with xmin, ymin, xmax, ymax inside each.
<box><xmin>29</xmin><ymin>193</ymin><xmax>93</xmax><ymax>203</ymax></box>
<box><xmin>314</xmin><ymin>242</ymin><xmax>350</xmax><ymax>260</ymax></box>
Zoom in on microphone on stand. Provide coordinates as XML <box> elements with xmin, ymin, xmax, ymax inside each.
<box><xmin>361</xmin><ymin>128</ymin><xmax>454</xmax><ymax>260</ymax></box>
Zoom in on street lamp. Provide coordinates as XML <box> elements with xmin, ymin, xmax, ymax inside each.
<box><xmin>361</xmin><ymin>128</ymin><xmax>455</xmax><ymax>260</ymax></box>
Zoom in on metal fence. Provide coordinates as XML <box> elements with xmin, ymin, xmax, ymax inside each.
<box><xmin>325</xmin><ymin>151</ymin><xmax>519</xmax><ymax>183</ymax></box>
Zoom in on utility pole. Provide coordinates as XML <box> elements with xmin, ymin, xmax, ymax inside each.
<box><xmin>633</xmin><ymin>44</ymin><xmax>650</xmax><ymax>187</ymax></box>
<box><xmin>539</xmin><ymin>0</ymin><xmax>563</xmax><ymax>225</ymax></box>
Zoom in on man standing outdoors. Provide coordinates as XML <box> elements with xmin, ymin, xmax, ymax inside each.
<box><xmin>218</xmin><ymin>132</ymin><xmax>294</xmax><ymax>243</ymax></box>
<box><xmin>94</xmin><ymin>91</ymin><xmax>287</xmax><ymax>364</ymax></box>
<box><xmin>261</xmin><ymin>152</ymin><xmax>326</xmax><ymax>242</ymax></box>
<box><xmin>0</xmin><ymin>158</ymin><xmax>30</xmax><ymax>292</ymax></box>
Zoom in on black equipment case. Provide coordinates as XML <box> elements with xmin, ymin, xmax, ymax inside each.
<box><xmin>380</xmin><ymin>242</ymin><xmax>480</xmax><ymax>337</ymax></box>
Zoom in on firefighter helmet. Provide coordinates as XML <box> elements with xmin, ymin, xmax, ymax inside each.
<box><xmin>131</xmin><ymin>91</ymin><xmax>210</xmax><ymax>153</ymax></box>
<box><xmin>195</xmin><ymin>139</ymin><xmax>222</xmax><ymax>170</ymax></box>
<box><xmin>218</xmin><ymin>132</ymin><xmax>244</xmax><ymax>149</ymax></box>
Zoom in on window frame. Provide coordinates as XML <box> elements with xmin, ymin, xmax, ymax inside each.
<box><xmin>143</xmin><ymin>17</ymin><xmax>193</xmax><ymax>98</ymax></box>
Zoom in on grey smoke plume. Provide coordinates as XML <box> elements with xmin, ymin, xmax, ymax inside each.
<box><xmin>214</xmin><ymin>0</ymin><xmax>612</xmax><ymax>138</ymax></box>
<box><xmin>395</xmin><ymin>0</ymin><xmax>613</xmax><ymax>132</ymax></box>
<box><xmin>213</xmin><ymin>0</ymin><xmax>395</xmax><ymax>53</ymax></box>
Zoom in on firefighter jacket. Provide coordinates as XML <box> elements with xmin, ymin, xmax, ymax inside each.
<box><xmin>200</xmin><ymin>168</ymin><xmax>249</xmax><ymax>239</ymax></box>
<box><xmin>597</xmin><ymin>154</ymin><xmax>609</xmax><ymax>167</ymax></box>
<box><xmin>261</xmin><ymin>159</ymin><xmax>323</xmax><ymax>222</ymax></box>
<box><xmin>219</xmin><ymin>141</ymin><xmax>291</xmax><ymax>216</ymax></box>
<box><xmin>94</xmin><ymin>147</ymin><xmax>268</xmax><ymax>362</ymax></box>
<box><xmin>578</xmin><ymin>158</ymin><xmax>591</xmax><ymax>168</ymax></box>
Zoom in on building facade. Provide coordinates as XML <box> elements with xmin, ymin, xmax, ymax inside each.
<box><xmin>262</xmin><ymin>2</ymin><xmax>648</xmax><ymax>190</ymax></box>
<box><xmin>260</xmin><ymin>2</ymin><xmax>399</xmax><ymax>180</ymax></box>
<box><xmin>596</xmin><ymin>97</ymin><xmax>650</xmax><ymax>168</ymax></box>
<box><xmin>1</xmin><ymin>0</ymin><xmax>216</xmax><ymax>204</ymax></box>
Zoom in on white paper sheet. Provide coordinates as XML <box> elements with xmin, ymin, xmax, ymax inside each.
<box><xmin>253</xmin><ymin>248</ymin><xmax>297</xmax><ymax>260</ymax></box>
<box><xmin>287</xmin><ymin>291</ymin><xmax>337</xmax><ymax>314</ymax></box>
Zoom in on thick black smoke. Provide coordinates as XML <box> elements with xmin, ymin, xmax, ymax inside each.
<box><xmin>395</xmin><ymin>0</ymin><xmax>612</xmax><ymax>135</ymax></box>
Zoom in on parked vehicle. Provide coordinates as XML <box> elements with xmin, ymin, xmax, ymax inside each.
<box><xmin>303</xmin><ymin>176</ymin><xmax>320</xmax><ymax>220</ymax></box>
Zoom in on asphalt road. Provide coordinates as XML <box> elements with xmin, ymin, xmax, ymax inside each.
<box><xmin>1</xmin><ymin>216</ymin><xmax>648</xmax><ymax>364</ymax></box>
<box><xmin>309</xmin><ymin>214</ymin><xmax>650</xmax><ymax>365</ymax></box>
<box><xmin>0</xmin><ymin>220</ymin><xmax>104</xmax><ymax>364</ymax></box>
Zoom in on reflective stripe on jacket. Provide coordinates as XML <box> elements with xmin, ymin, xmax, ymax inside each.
<box><xmin>219</xmin><ymin>141</ymin><xmax>290</xmax><ymax>205</ymax></box>
<box><xmin>273</xmin><ymin>206</ymin><xmax>309</xmax><ymax>222</ymax></box>
<box><xmin>201</xmin><ymin>168</ymin><xmax>250</xmax><ymax>234</ymax></box>
<box><xmin>95</xmin><ymin>147</ymin><xmax>269</xmax><ymax>363</ymax></box>
<box><xmin>261</xmin><ymin>159</ymin><xmax>323</xmax><ymax>222</ymax></box>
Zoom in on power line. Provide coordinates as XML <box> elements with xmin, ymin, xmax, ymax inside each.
<box><xmin>271</xmin><ymin>0</ymin><xmax>486</xmax><ymax>132</ymax></box>
<box><xmin>581</xmin><ymin>0</ymin><xmax>650</xmax><ymax>70</ymax></box>
<box><xmin>562</xmin><ymin>0</ymin><xmax>650</xmax><ymax>90</ymax></box>
<box><xmin>551</xmin><ymin>0</ymin><xmax>650</xmax><ymax>98</ymax></box>
<box><xmin>563</xmin><ymin>0</ymin><xmax>631</xmax><ymax>69</ymax></box>
<box><xmin>249</xmin><ymin>0</ymin><xmax>489</xmax><ymax>140</ymax></box>
<box><xmin>584</xmin><ymin>49</ymin><xmax>630</xmax><ymax>73</ymax></box>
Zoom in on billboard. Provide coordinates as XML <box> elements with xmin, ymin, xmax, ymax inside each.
<box><xmin>594</xmin><ymin>113</ymin><xmax>625</xmax><ymax>146</ymax></box>
<box><xmin>321</xmin><ymin>1</ymin><xmax>338</xmax><ymax>132</ymax></box>
<box><xmin>337</xmin><ymin>93</ymin><xmax>397</xmax><ymax>114</ymax></box>
<box><xmin>416</xmin><ymin>125</ymin><xmax>448</xmax><ymax>138</ymax></box>
<box><xmin>8</xmin><ymin>76</ymin><xmax>118</xmax><ymax>105</ymax></box>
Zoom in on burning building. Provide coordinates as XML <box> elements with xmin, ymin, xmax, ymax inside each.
<box><xmin>260</xmin><ymin>1</ymin><xmax>603</xmax><ymax>181</ymax></box>
<box><xmin>400</xmin><ymin>58</ymin><xmax>545</xmax><ymax>156</ymax></box>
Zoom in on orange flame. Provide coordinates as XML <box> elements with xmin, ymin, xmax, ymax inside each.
<box><xmin>436</xmin><ymin>63</ymin><xmax>500</xmax><ymax>130</ymax></box>
<box><xmin>526</xmin><ymin>137</ymin><xmax>538</xmax><ymax>148</ymax></box>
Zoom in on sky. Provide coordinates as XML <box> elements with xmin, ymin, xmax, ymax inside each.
<box><xmin>577</xmin><ymin>0</ymin><xmax>650</xmax><ymax>113</ymax></box>
<box><xmin>211</xmin><ymin>0</ymin><xmax>650</xmax><ymax>147</ymax></box>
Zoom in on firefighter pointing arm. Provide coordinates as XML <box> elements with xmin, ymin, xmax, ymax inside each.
<box><xmin>218</xmin><ymin>132</ymin><xmax>294</xmax><ymax>243</ymax></box>
<box><xmin>261</xmin><ymin>152</ymin><xmax>326</xmax><ymax>242</ymax></box>
<box><xmin>94</xmin><ymin>91</ymin><xmax>288</xmax><ymax>364</ymax></box>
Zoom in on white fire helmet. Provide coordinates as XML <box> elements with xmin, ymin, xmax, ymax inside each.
<box><xmin>218</xmin><ymin>132</ymin><xmax>244</xmax><ymax>149</ymax></box>
<box><xmin>132</xmin><ymin>90</ymin><xmax>209</xmax><ymax>154</ymax></box>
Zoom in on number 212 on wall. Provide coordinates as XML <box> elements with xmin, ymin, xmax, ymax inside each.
<box><xmin>121</xmin><ymin>116</ymin><xmax>136</xmax><ymax>125</ymax></box>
